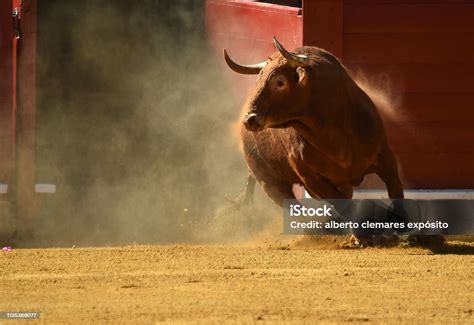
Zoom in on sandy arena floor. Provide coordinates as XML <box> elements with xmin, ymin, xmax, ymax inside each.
<box><xmin>1</xmin><ymin>240</ymin><xmax>473</xmax><ymax>324</ymax></box>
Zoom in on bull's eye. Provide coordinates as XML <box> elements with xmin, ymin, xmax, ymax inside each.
<box><xmin>271</xmin><ymin>74</ymin><xmax>288</xmax><ymax>92</ymax></box>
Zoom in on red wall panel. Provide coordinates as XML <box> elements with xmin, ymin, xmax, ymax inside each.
<box><xmin>343</xmin><ymin>1</ymin><xmax>474</xmax><ymax>188</ymax></box>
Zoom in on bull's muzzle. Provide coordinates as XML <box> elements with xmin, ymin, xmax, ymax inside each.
<box><xmin>243</xmin><ymin>113</ymin><xmax>264</xmax><ymax>131</ymax></box>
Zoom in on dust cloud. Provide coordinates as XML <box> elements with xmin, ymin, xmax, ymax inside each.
<box><xmin>24</xmin><ymin>1</ymin><xmax>405</xmax><ymax>247</ymax></box>
<box><xmin>30</xmin><ymin>0</ymin><xmax>275</xmax><ymax>247</ymax></box>
<box><xmin>351</xmin><ymin>68</ymin><xmax>411</xmax><ymax>188</ymax></box>
<box><xmin>351</xmin><ymin>69</ymin><xmax>404</xmax><ymax>124</ymax></box>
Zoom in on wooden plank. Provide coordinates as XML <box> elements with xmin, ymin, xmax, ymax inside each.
<box><xmin>344</xmin><ymin>3</ymin><xmax>474</xmax><ymax>34</ymax></box>
<box><xmin>386</xmin><ymin>125</ymin><xmax>474</xmax><ymax>154</ymax></box>
<box><xmin>359</xmin><ymin>152</ymin><xmax>474</xmax><ymax>189</ymax></box>
<box><xmin>347</xmin><ymin>63</ymin><xmax>474</xmax><ymax>93</ymax></box>
<box><xmin>381</xmin><ymin>93</ymin><xmax>474</xmax><ymax>124</ymax></box>
<box><xmin>343</xmin><ymin>34</ymin><xmax>474</xmax><ymax>64</ymax></box>
<box><xmin>359</xmin><ymin>153</ymin><xmax>474</xmax><ymax>189</ymax></box>
<box><xmin>396</xmin><ymin>153</ymin><xmax>474</xmax><ymax>189</ymax></box>
<box><xmin>302</xmin><ymin>0</ymin><xmax>343</xmax><ymax>57</ymax></box>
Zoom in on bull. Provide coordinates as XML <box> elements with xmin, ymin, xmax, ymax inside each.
<box><xmin>224</xmin><ymin>37</ymin><xmax>404</xmax><ymax>213</ymax></box>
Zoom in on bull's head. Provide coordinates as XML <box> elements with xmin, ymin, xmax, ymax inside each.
<box><xmin>224</xmin><ymin>37</ymin><xmax>312</xmax><ymax>131</ymax></box>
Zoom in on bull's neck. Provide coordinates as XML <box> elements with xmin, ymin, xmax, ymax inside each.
<box><xmin>290</xmin><ymin>70</ymin><xmax>358</xmax><ymax>156</ymax></box>
<box><xmin>291</xmin><ymin>105</ymin><xmax>348</xmax><ymax>147</ymax></box>
<box><xmin>289</xmin><ymin>102</ymin><xmax>353</xmax><ymax>167</ymax></box>
<box><xmin>290</xmin><ymin>119</ymin><xmax>322</xmax><ymax>144</ymax></box>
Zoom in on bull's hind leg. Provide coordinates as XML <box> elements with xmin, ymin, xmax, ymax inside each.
<box><xmin>374</xmin><ymin>147</ymin><xmax>405</xmax><ymax>233</ymax></box>
<box><xmin>261</xmin><ymin>181</ymin><xmax>296</xmax><ymax>207</ymax></box>
<box><xmin>372</xmin><ymin>147</ymin><xmax>445</xmax><ymax>247</ymax></box>
<box><xmin>376</xmin><ymin>150</ymin><xmax>445</xmax><ymax>247</ymax></box>
<box><xmin>227</xmin><ymin>174</ymin><xmax>256</xmax><ymax>209</ymax></box>
<box><xmin>375</xmin><ymin>147</ymin><xmax>404</xmax><ymax>199</ymax></box>
<box><xmin>242</xmin><ymin>174</ymin><xmax>256</xmax><ymax>204</ymax></box>
<box><xmin>343</xmin><ymin>148</ymin><xmax>405</xmax><ymax>249</ymax></box>
<box><xmin>238</xmin><ymin>174</ymin><xmax>256</xmax><ymax>206</ymax></box>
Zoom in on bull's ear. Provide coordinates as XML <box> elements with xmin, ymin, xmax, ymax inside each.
<box><xmin>296</xmin><ymin>67</ymin><xmax>309</xmax><ymax>86</ymax></box>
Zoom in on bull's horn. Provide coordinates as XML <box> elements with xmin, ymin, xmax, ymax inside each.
<box><xmin>224</xmin><ymin>49</ymin><xmax>266</xmax><ymax>75</ymax></box>
<box><xmin>273</xmin><ymin>37</ymin><xmax>310</xmax><ymax>67</ymax></box>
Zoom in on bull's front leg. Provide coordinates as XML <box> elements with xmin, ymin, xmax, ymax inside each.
<box><xmin>374</xmin><ymin>146</ymin><xmax>404</xmax><ymax>199</ymax></box>
<box><xmin>288</xmin><ymin>157</ymin><xmax>348</xmax><ymax>199</ymax></box>
<box><xmin>301</xmin><ymin>174</ymin><xmax>349</xmax><ymax>199</ymax></box>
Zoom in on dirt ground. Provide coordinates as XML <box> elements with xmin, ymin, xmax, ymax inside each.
<box><xmin>1</xmin><ymin>239</ymin><xmax>473</xmax><ymax>324</ymax></box>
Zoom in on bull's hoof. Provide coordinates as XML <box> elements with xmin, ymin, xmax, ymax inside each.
<box><xmin>341</xmin><ymin>235</ymin><xmax>401</xmax><ymax>249</ymax></box>
<box><xmin>402</xmin><ymin>235</ymin><xmax>445</xmax><ymax>247</ymax></box>
<box><xmin>341</xmin><ymin>235</ymin><xmax>371</xmax><ymax>249</ymax></box>
<box><xmin>372</xmin><ymin>235</ymin><xmax>400</xmax><ymax>247</ymax></box>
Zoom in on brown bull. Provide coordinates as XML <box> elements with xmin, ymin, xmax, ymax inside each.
<box><xmin>224</xmin><ymin>38</ymin><xmax>404</xmax><ymax>204</ymax></box>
